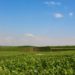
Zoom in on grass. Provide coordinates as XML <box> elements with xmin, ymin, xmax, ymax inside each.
<box><xmin>0</xmin><ymin>50</ymin><xmax>75</xmax><ymax>57</ymax></box>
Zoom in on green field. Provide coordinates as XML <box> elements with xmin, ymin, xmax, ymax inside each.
<box><xmin>0</xmin><ymin>46</ymin><xmax>75</xmax><ymax>75</ymax></box>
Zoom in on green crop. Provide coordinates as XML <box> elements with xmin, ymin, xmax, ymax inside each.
<box><xmin>0</xmin><ymin>54</ymin><xmax>74</xmax><ymax>75</ymax></box>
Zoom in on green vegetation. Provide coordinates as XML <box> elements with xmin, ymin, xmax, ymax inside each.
<box><xmin>0</xmin><ymin>46</ymin><xmax>75</xmax><ymax>52</ymax></box>
<box><xmin>0</xmin><ymin>46</ymin><xmax>75</xmax><ymax>75</ymax></box>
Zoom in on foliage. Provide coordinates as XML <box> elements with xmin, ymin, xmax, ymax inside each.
<box><xmin>0</xmin><ymin>54</ymin><xmax>75</xmax><ymax>75</ymax></box>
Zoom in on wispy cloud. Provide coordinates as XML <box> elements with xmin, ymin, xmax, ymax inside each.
<box><xmin>0</xmin><ymin>34</ymin><xmax>75</xmax><ymax>46</ymax></box>
<box><xmin>69</xmin><ymin>12</ymin><xmax>74</xmax><ymax>17</ymax></box>
<box><xmin>44</xmin><ymin>1</ymin><xmax>74</xmax><ymax>18</ymax></box>
<box><xmin>0</xmin><ymin>34</ymin><xmax>50</xmax><ymax>46</ymax></box>
<box><xmin>44</xmin><ymin>1</ymin><xmax>61</xmax><ymax>6</ymax></box>
<box><xmin>53</xmin><ymin>13</ymin><xmax>64</xmax><ymax>18</ymax></box>
<box><xmin>24</xmin><ymin>33</ymin><xmax>35</xmax><ymax>37</ymax></box>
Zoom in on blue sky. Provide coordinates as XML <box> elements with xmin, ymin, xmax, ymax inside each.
<box><xmin>0</xmin><ymin>0</ymin><xmax>75</xmax><ymax>46</ymax></box>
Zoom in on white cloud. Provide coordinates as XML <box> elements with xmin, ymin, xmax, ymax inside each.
<box><xmin>50</xmin><ymin>1</ymin><xmax>56</xmax><ymax>5</ymax></box>
<box><xmin>53</xmin><ymin>13</ymin><xmax>64</xmax><ymax>18</ymax></box>
<box><xmin>69</xmin><ymin>12</ymin><xmax>74</xmax><ymax>16</ymax></box>
<box><xmin>24</xmin><ymin>33</ymin><xmax>34</xmax><ymax>37</ymax></box>
<box><xmin>44</xmin><ymin>1</ymin><xmax>61</xmax><ymax>6</ymax></box>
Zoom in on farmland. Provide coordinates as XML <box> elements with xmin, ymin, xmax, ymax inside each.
<box><xmin>0</xmin><ymin>46</ymin><xmax>75</xmax><ymax>75</ymax></box>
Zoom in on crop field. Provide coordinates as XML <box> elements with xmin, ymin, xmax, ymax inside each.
<box><xmin>0</xmin><ymin>51</ymin><xmax>75</xmax><ymax>75</ymax></box>
<box><xmin>0</xmin><ymin>46</ymin><xmax>75</xmax><ymax>75</ymax></box>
